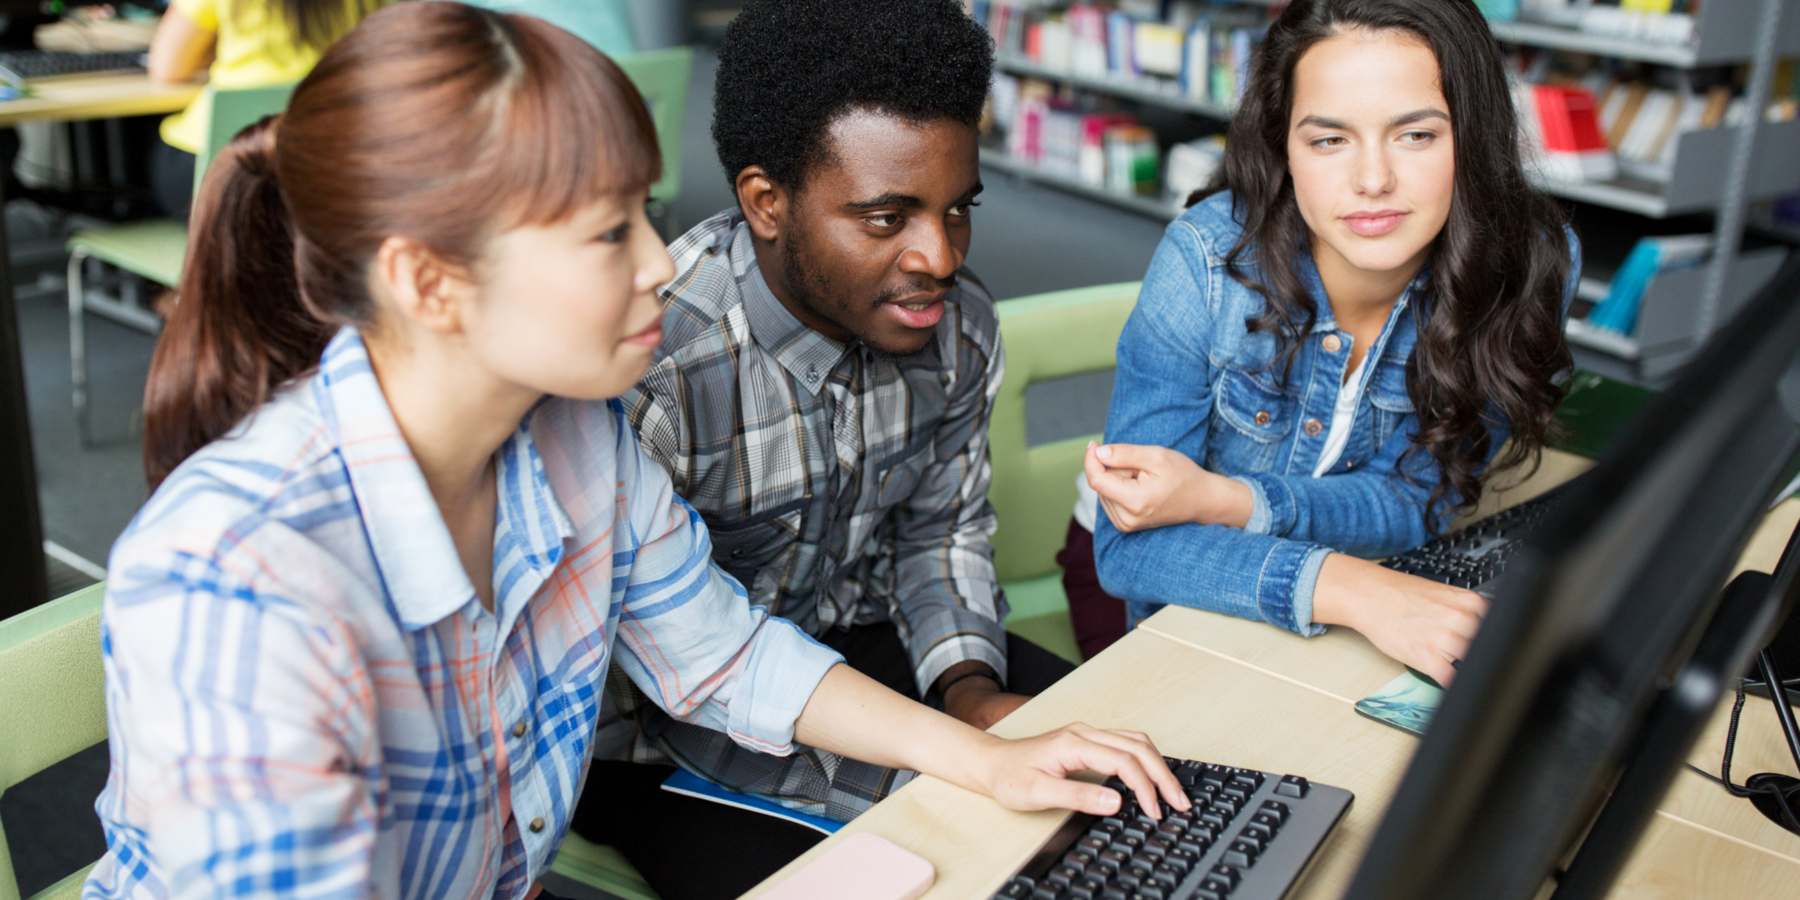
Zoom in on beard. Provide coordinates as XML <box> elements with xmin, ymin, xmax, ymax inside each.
<box><xmin>778</xmin><ymin>216</ymin><xmax>956</xmax><ymax>360</ymax></box>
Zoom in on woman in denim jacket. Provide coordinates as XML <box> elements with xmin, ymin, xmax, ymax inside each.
<box><xmin>1067</xmin><ymin>0</ymin><xmax>1578</xmax><ymax>686</ymax></box>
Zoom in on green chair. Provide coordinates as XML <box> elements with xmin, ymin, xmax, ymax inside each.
<box><xmin>614</xmin><ymin>46</ymin><xmax>693</xmax><ymax>234</ymax></box>
<box><xmin>990</xmin><ymin>283</ymin><xmax>1142</xmax><ymax>664</ymax></box>
<box><xmin>0</xmin><ymin>584</ymin><xmax>107</xmax><ymax>900</ymax></box>
<box><xmin>67</xmin><ymin>82</ymin><xmax>297</xmax><ymax>443</ymax></box>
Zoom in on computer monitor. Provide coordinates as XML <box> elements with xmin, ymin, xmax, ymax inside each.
<box><xmin>1341</xmin><ymin>250</ymin><xmax>1800</xmax><ymax>900</ymax></box>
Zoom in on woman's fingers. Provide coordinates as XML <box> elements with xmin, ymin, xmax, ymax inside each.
<box><xmin>1065</xmin><ymin>723</ymin><xmax>1190</xmax><ymax>813</ymax></box>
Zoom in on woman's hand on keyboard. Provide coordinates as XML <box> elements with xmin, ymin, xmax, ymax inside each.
<box><xmin>980</xmin><ymin>723</ymin><xmax>1192</xmax><ymax>820</ymax></box>
<box><xmin>1312</xmin><ymin>552</ymin><xmax>1488</xmax><ymax>686</ymax></box>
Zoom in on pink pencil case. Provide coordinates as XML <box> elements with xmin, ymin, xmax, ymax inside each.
<box><xmin>761</xmin><ymin>832</ymin><xmax>936</xmax><ymax>900</ymax></box>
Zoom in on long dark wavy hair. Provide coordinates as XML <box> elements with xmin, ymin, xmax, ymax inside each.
<box><xmin>1202</xmin><ymin>0</ymin><xmax>1573</xmax><ymax>526</ymax></box>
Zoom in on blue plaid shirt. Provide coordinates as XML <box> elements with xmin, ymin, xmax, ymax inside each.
<box><xmin>84</xmin><ymin>328</ymin><xmax>842</xmax><ymax>900</ymax></box>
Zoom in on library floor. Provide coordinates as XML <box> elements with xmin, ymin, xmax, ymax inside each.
<box><xmin>2</xmin><ymin>48</ymin><xmax>1167</xmax><ymax>898</ymax></box>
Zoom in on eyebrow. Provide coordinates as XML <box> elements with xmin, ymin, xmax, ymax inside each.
<box><xmin>842</xmin><ymin>182</ymin><xmax>985</xmax><ymax>211</ymax></box>
<box><xmin>1296</xmin><ymin>108</ymin><xmax>1450</xmax><ymax>130</ymax></box>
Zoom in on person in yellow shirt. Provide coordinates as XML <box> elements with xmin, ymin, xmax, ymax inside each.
<box><xmin>146</xmin><ymin>0</ymin><xmax>380</xmax><ymax>218</ymax></box>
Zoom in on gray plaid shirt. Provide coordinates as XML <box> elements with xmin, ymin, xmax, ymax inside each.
<box><xmin>596</xmin><ymin>209</ymin><xmax>1009</xmax><ymax>820</ymax></box>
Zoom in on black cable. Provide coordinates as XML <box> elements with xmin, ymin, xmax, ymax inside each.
<box><xmin>1685</xmin><ymin>668</ymin><xmax>1800</xmax><ymax>833</ymax></box>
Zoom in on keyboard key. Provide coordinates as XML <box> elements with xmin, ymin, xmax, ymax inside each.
<box><xmin>1199</xmin><ymin>811</ymin><xmax>1228</xmax><ymax>830</ymax></box>
<box><xmin>1209</xmin><ymin>864</ymin><xmax>1241</xmax><ymax>887</ymax></box>
<box><xmin>1192</xmin><ymin>890</ymin><xmax>1223</xmax><ymax>900</ymax></box>
<box><xmin>1070</xmin><ymin>876</ymin><xmax>1107</xmax><ymax>899</ymax></box>
<box><xmin>1201</xmin><ymin>876</ymin><xmax>1235</xmax><ymax>895</ymax></box>
<box><xmin>1166</xmin><ymin>847</ymin><xmax>1200</xmax><ymax>868</ymax></box>
<box><xmin>1049</xmin><ymin>864</ymin><xmax>1082</xmax><ymax>886</ymax></box>
<box><xmin>1251</xmin><ymin>812</ymin><xmax>1282</xmax><ymax>832</ymax></box>
<box><xmin>1276</xmin><ymin>775</ymin><xmax>1309</xmax><ymax>798</ymax></box>
<box><xmin>1031</xmin><ymin>888</ymin><xmax>1060</xmax><ymax>900</ymax></box>
<box><xmin>1223</xmin><ymin>839</ymin><xmax>1260</xmax><ymax>868</ymax></box>
<box><xmin>1085</xmin><ymin>863</ymin><xmax>1115</xmax><ymax>882</ymax></box>
<box><xmin>1079</xmin><ymin>835</ymin><xmax>1110</xmax><ymax>853</ymax></box>
<box><xmin>994</xmin><ymin>878</ymin><xmax>1033</xmax><ymax>898</ymax></box>
<box><xmin>1066</xmin><ymin>849</ymin><xmax>1096</xmax><ymax>868</ymax></box>
<box><xmin>1113</xmin><ymin>835</ymin><xmax>1144</xmax><ymax>854</ymax></box>
<box><xmin>1102</xmin><ymin>888</ymin><xmax>1130</xmax><ymax>900</ymax></box>
<box><xmin>1134</xmin><ymin>887</ymin><xmax>1166</xmax><ymax>900</ymax></box>
<box><xmin>1243</xmin><ymin>821</ymin><xmax>1273</xmax><ymax>842</ymax></box>
<box><xmin>1259</xmin><ymin>799</ymin><xmax>1289</xmax><ymax>823</ymax></box>
<box><xmin>1100</xmin><ymin>849</ymin><xmax>1131</xmax><ymax>869</ymax></box>
<box><xmin>1234</xmin><ymin>831</ymin><xmax>1264</xmax><ymax>852</ymax></box>
<box><xmin>1155</xmin><ymin>821</ymin><xmax>1184</xmax><ymax>838</ymax></box>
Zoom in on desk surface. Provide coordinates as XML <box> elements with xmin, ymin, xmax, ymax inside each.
<box><xmin>0</xmin><ymin>74</ymin><xmax>200</xmax><ymax>128</ymax></box>
<box><xmin>743</xmin><ymin>449</ymin><xmax>1800</xmax><ymax>899</ymax></box>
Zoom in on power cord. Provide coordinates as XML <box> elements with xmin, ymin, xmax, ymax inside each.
<box><xmin>1684</xmin><ymin>650</ymin><xmax>1800</xmax><ymax>834</ymax></box>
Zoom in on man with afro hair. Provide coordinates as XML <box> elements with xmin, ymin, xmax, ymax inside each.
<box><xmin>573</xmin><ymin>1</ymin><xmax>1079</xmax><ymax>895</ymax></box>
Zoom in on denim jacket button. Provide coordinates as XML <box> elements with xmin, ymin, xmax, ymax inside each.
<box><xmin>1254</xmin><ymin>411</ymin><xmax>1271</xmax><ymax>426</ymax></box>
<box><xmin>1303</xmin><ymin>418</ymin><xmax>1323</xmax><ymax>436</ymax></box>
<box><xmin>1322</xmin><ymin>334</ymin><xmax>1342</xmax><ymax>353</ymax></box>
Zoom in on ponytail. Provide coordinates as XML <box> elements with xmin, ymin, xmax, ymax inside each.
<box><xmin>142</xmin><ymin>2</ymin><xmax>661</xmax><ymax>491</ymax></box>
<box><xmin>142</xmin><ymin>115</ymin><xmax>334</xmax><ymax>491</ymax></box>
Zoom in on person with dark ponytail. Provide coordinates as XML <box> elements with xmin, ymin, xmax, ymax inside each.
<box><xmin>1069</xmin><ymin>0</ymin><xmax>1578</xmax><ymax>685</ymax></box>
<box><xmin>93</xmin><ymin>5</ymin><xmax>1189</xmax><ymax>897</ymax></box>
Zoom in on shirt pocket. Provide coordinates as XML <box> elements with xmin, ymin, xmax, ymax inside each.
<box><xmin>704</xmin><ymin>503</ymin><xmax>806</xmax><ymax>577</ymax></box>
<box><xmin>1210</xmin><ymin>368</ymin><xmax>1291</xmax><ymax>473</ymax></box>
<box><xmin>1367</xmin><ymin>357</ymin><xmax>1416</xmax><ymax>450</ymax></box>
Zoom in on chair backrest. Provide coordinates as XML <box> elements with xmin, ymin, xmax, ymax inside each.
<box><xmin>0</xmin><ymin>584</ymin><xmax>108</xmax><ymax>900</ymax></box>
<box><xmin>191</xmin><ymin>82</ymin><xmax>301</xmax><ymax>202</ymax></box>
<box><xmin>989</xmin><ymin>283</ymin><xmax>1140</xmax><ymax>585</ymax></box>
<box><xmin>614</xmin><ymin>46</ymin><xmax>694</xmax><ymax>204</ymax></box>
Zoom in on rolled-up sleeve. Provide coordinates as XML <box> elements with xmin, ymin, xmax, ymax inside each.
<box><xmin>611</xmin><ymin>420</ymin><xmax>843</xmax><ymax>755</ymax></box>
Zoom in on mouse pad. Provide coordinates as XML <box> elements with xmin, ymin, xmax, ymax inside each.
<box><xmin>1354</xmin><ymin>670</ymin><xmax>1445</xmax><ymax>737</ymax></box>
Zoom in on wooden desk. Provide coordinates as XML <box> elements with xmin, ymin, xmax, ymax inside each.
<box><xmin>743</xmin><ymin>449</ymin><xmax>1800</xmax><ymax>899</ymax></box>
<box><xmin>0</xmin><ymin>74</ymin><xmax>200</xmax><ymax>128</ymax></box>
<box><xmin>0</xmin><ymin>72</ymin><xmax>200</xmax><ymax>613</ymax></box>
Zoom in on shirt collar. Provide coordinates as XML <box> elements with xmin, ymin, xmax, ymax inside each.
<box><xmin>312</xmin><ymin>327</ymin><xmax>574</xmax><ymax>631</ymax></box>
<box><xmin>727</xmin><ymin>218</ymin><xmax>852</xmax><ymax>395</ymax></box>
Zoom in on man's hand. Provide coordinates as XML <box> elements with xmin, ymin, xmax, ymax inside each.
<box><xmin>1083</xmin><ymin>441</ymin><xmax>1254</xmax><ymax>532</ymax></box>
<box><xmin>1311</xmin><ymin>553</ymin><xmax>1488</xmax><ymax>686</ymax></box>
<box><xmin>936</xmin><ymin>662</ymin><xmax>1030</xmax><ymax>730</ymax></box>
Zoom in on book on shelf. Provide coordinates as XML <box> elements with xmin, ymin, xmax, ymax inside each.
<box><xmin>976</xmin><ymin>2</ymin><xmax>1271</xmax><ymax>111</ymax></box>
<box><xmin>1584</xmin><ymin>233</ymin><xmax>1712</xmax><ymax>336</ymax></box>
<box><xmin>1522</xmin><ymin>84</ymin><xmax>1618</xmax><ymax>183</ymax></box>
<box><xmin>1510</xmin><ymin>0</ymin><xmax>1698</xmax><ymax>46</ymax></box>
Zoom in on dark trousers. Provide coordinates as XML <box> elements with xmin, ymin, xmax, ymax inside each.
<box><xmin>572</xmin><ymin>622</ymin><xmax>1075</xmax><ymax>900</ymax></box>
<box><xmin>1057</xmin><ymin>517</ymin><xmax>1130</xmax><ymax>660</ymax></box>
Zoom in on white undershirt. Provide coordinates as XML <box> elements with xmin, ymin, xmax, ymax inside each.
<box><xmin>1312</xmin><ymin>354</ymin><xmax>1369</xmax><ymax>478</ymax></box>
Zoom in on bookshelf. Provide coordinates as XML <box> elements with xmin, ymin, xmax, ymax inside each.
<box><xmin>980</xmin><ymin>147</ymin><xmax>1180</xmax><ymax>219</ymax></box>
<box><xmin>994</xmin><ymin>54</ymin><xmax>1234</xmax><ymax>120</ymax></box>
<box><xmin>976</xmin><ymin>0</ymin><xmax>1798</xmax><ymax>385</ymax></box>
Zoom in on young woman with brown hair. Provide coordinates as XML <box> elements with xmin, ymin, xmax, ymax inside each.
<box><xmin>91</xmin><ymin>5</ymin><xmax>1186</xmax><ymax>897</ymax></box>
<box><xmin>1072</xmin><ymin>0</ymin><xmax>1579</xmax><ymax>686</ymax></box>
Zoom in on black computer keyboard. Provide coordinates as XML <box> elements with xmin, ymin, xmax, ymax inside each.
<box><xmin>1379</xmin><ymin>488</ymin><xmax>1566</xmax><ymax>593</ymax></box>
<box><xmin>989</xmin><ymin>758</ymin><xmax>1353</xmax><ymax>900</ymax></box>
<box><xmin>0</xmin><ymin>50</ymin><xmax>146</xmax><ymax>84</ymax></box>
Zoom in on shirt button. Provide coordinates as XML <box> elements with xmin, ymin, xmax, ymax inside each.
<box><xmin>529</xmin><ymin>817</ymin><xmax>546</xmax><ymax>833</ymax></box>
<box><xmin>1254</xmin><ymin>411</ymin><xmax>1272</xmax><ymax>426</ymax></box>
<box><xmin>1304</xmin><ymin>418</ymin><xmax>1324</xmax><ymax>436</ymax></box>
<box><xmin>512</xmin><ymin>721</ymin><xmax>527</xmax><ymax>738</ymax></box>
<box><xmin>1322</xmin><ymin>334</ymin><xmax>1342</xmax><ymax>353</ymax></box>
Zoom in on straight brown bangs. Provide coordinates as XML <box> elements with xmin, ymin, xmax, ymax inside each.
<box><xmin>495</xmin><ymin>14</ymin><xmax>663</xmax><ymax>228</ymax></box>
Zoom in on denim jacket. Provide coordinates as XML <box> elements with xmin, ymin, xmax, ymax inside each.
<box><xmin>1094</xmin><ymin>191</ymin><xmax>1579</xmax><ymax>635</ymax></box>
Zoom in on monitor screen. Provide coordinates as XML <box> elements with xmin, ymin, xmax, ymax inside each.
<box><xmin>1342</xmin><ymin>251</ymin><xmax>1800</xmax><ymax>900</ymax></box>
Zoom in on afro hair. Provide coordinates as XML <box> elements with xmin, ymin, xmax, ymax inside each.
<box><xmin>711</xmin><ymin>0</ymin><xmax>995</xmax><ymax>194</ymax></box>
